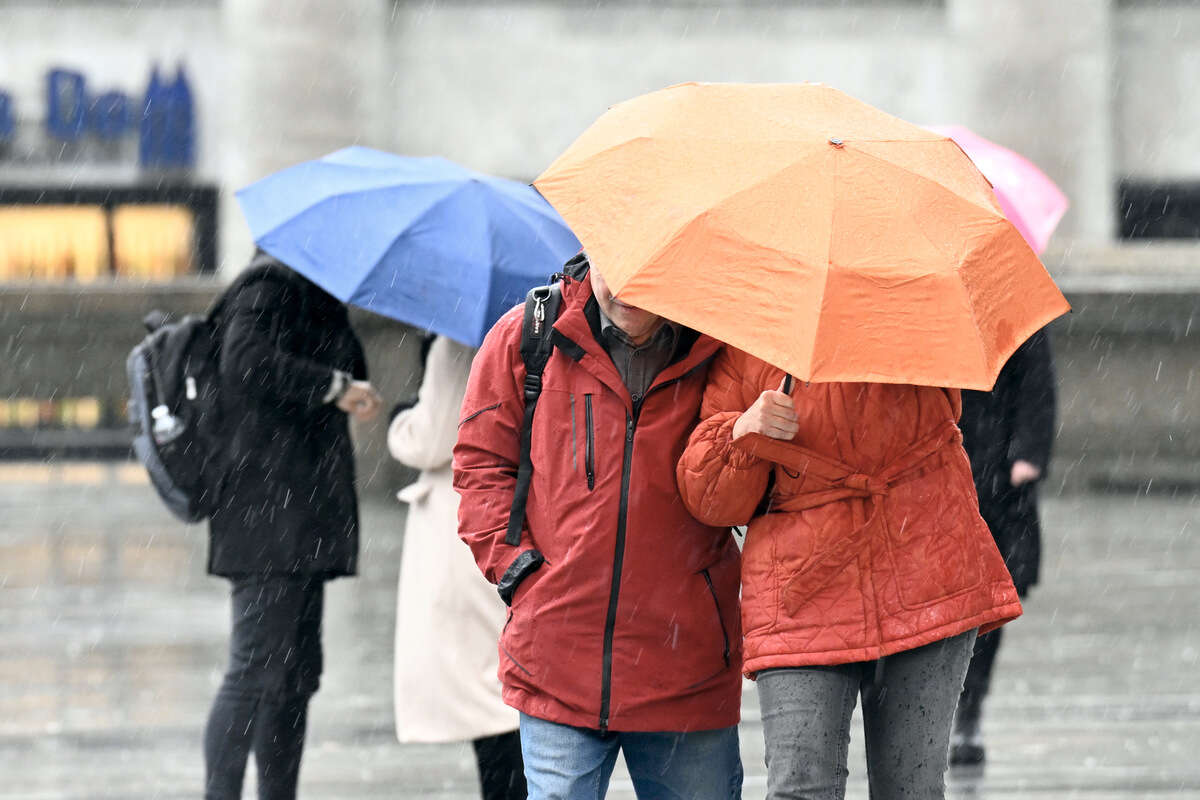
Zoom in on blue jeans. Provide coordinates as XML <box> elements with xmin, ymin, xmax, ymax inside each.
<box><xmin>519</xmin><ymin>713</ymin><xmax>742</xmax><ymax>800</ymax></box>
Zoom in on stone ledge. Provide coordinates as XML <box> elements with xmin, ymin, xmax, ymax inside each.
<box><xmin>1045</xmin><ymin>241</ymin><xmax>1200</xmax><ymax>288</ymax></box>
<box><xmin>0</xmin><ymin>280</ymin><xmax>405</xmax><ymax>331</ymax></box>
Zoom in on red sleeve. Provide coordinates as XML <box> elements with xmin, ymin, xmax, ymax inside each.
<box><xmin>677</xmin><ymin>348</ymin><xmax>774</xmax><ymax>527</ymax></box>
<box><xmin>452</xmin><ymin>306</ymin><xmax>531</xmax><ymax>584</ymax></box>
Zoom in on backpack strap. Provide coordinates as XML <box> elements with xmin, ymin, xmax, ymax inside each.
<box><xmin>504</xmin><ymin>282</ymin><xmax>563</xmax><ymax>546</ymax></box>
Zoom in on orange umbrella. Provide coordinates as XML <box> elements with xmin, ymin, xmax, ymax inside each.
<box><xmin>535</xmin><ymin>82</ymin><xmax>1070</xmax><ymax>390</ymax></box>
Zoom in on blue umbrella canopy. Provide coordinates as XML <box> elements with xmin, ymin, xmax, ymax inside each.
<box><xmin>235</xmin><ymin>147</ymin><xmax>581</xmax><ymax>347</ymax></box>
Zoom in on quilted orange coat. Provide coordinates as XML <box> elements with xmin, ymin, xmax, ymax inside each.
<box><xmin>677</xmin><ymin>347</ymin><xmax>1022</xmax><ymax>676</ymax></box>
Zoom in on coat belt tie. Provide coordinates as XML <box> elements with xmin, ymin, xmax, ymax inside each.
<box><xmin>737</xmin><ymin>421</ymin><xmax>964</xmax><ymax>616</ymax></box>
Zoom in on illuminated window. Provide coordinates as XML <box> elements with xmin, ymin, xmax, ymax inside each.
<box><xmin>112</xmin><ymin>204</ymin><xmax>196</xmax><ymax>279</ymax></box>
<box><xmin>0</xmin><ymin>185</ymin><xmax>217</xmax><ymax>281</ymax></box>
<box><xmin>0</xmin><ymin>205</ymin><xmax>109</xmax><ymax>281</ymax></box>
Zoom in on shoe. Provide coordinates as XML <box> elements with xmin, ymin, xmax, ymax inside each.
<box><xmin>949</xmin><ymin>738</ymin><xmax>985</xmax><ymax>767</ymax></box>
<box><xmin>950</xmin><ymin>693</ymin><xmax>985</xmax><ymax>768</ymax></box>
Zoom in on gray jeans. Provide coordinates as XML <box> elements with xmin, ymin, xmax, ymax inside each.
<box><xmin>757</xmin><ymin>629</ymin><xmax>978</xmax><ymax>800</ymax></box>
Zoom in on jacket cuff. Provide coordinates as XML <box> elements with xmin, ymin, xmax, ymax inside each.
<box><xmin>497</xmin><ymin>549</ymin><xmax>545</xmax><ymax>606</ymax></box>
<box><xmin>322</xmin><ymin>369</ymin><xmax>352</xmax><ymax>404</ymax></box>
<box><xmin>718</xmin><ymin>414</ymin><xmax>765</xmax><ymax>470</ymax></box>
<box><xmin>1009</xmin><ymin>445</ymin><xmax>1050</xmax><ymax>474</ymax></box>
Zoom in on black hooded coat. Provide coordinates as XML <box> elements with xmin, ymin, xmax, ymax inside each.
<box><xmin>207</xmin><ymin>255</ymin><xmax>367</xmax><ymax>578</ymax></box>
<box><xmin>959</xmin><ymin>328</ymin><xmax>1056</xmax><ymax>595</ymax></box>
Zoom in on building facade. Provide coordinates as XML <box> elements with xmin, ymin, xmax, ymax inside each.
<box><xmin>1</xmin><ymin>0</ymin><xmax>1196</xmax><ymax>486</ymax></box>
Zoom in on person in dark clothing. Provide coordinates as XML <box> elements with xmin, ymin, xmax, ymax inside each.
<box><xmin>953</xmin><ymin>327</ymin><xmax>1057</xmax><ymax>766</ymax></box>
<box><xmin>204</xmin><ymin>252</ymin><xmax>381</xmax><ymax>800</ymax></box>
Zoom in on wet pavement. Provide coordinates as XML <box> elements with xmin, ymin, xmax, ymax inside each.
<box><xmin>0</xmin><ymin>462</ymin><xmax>1197</xmax><ymax>799</ymax></box>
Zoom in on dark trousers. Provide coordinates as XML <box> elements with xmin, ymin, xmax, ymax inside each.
<box><xmin>473</xmin><ymin>730</ymin><xmax>528</xmax><ymax>800</ymax></box>
<box><xmin>957</xmin><ymin>626</ymin><xmax>1004</xmax><ymax>727</ymax></box>
<box><xmin>204</xmin><ymin>576</ymin><xmax>325</xmax><ymax>800</ymax></box>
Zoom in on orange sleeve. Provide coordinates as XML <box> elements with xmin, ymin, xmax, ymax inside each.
<box><xmin>677</xmin><ymin>348</ymin><xmax>773</xmax><ymax>527</ymax></box>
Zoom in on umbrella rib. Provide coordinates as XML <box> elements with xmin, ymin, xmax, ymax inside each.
<box><xmin>840</xmin><ymin>137</ymin><xmax>944</xmax><ymax>144</ymax></box>
<box><xmin>250</xmin><ymin>178</ymin><xmax>468</xmax><ymax>248</ymax></box>
<box><xmin>486</xmin><ymin>190</ymin><xmax>565</xmax><ymax>265</ymax></box>
<box><xmin>954</xmin><ymin>276</ymin><xmax>993</xmax><ymax>389</ymax></box>
<box><xmin>812</xmin><ymin>148</ymin><xmax>838</xmax><ymax>380</ymax></box>
<box><xmin>486</xmin><ymin>178</ymin><xmax>572</xmax><ymax>225</ymax></box>
<box><xmin>879</xmin><ymin>163</ymin><xmax>999</xmax><ymax>386</ymax></box>
<box><xmin>348</xmin><ymin>180</ymin><xmax>489</xmax><ymax>294</ymax></box>
<box><xmin>633</xmin><ymin>147</ymin><xmax>838</xmax><ymax>280</ymax></box>
<box><xmin>845</xmin><ymin>144</ymin><xmax>1002</xmax><ymax>216</ymax></box>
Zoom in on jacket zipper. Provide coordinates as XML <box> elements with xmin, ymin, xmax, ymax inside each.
<box><xmin>599</xmin><ymin>407</ymin><xmax>637</xmax><ymax>732</ymax></box>
<box><xmin>584</xmin><ymin>394</ymin><xmax>595</xmax><ymax>490</ymax></box>
<box><xmin>594</xmin><ymin>358</ymin><xmax>715</xmax><ymax>733</ymax></box>
<box><xmin>701</xmin><ymin>568</ymin><xmax>732</xmax><ymax>668</ymax></box>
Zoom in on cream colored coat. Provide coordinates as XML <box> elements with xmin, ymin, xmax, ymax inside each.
<box><xmin>389</xmin><ymin>336</ymin><xmax>517</xmax><ymax>743</ymax></box>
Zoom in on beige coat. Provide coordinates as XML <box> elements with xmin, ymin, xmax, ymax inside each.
<box><xmin>389</xmin><ymin>336</ymin><xmax>517</xmax><ymax>743</ymax></box>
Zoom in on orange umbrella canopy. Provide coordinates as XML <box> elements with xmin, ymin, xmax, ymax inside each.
<box><xmin>535</xmin><ymin>82</ymin><xmax>1070</xmax><ymax>390</ymax></box>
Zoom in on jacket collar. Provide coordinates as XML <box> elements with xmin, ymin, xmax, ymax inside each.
<box><xmin>550</xmin><ymin>256</ymin><xmax>721</xmax><ymax>408</ymax></box>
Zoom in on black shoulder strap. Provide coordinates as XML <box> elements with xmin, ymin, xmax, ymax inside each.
<box><xmin>504</xmin><ymin>282</ymin><xmax>563</xmax><ymax>546</ymax></box>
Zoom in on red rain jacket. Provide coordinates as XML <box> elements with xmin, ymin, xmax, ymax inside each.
<box><xmin>677</xmin><ymin>348</ymin><xmax>1022</xmax><ymax>676</ymax></box>
<box><xmin>453</xmin><ymin>266</ymin><xmax>742</xmax><ymax>732</ymax></box>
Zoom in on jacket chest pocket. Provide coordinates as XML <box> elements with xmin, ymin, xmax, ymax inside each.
<box><xmin>534</xmin><ymin>389</ymin><xmax>602</xmax><ymax>492</ymax></box>
<box><xmin>582</xmin><ymin>394</ymin><xmax>595</xmax><ymax>491</ymax></box>
<box><xmin>531</xmin><ymin>388</ymin><xmax>606</xmax><ymax>495</ymax></box>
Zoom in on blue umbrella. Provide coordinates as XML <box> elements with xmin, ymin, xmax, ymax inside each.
<box><xmin>235</xmin><ymin>146</ymin><xmax>581</xmax><ymax>346</ymax></box>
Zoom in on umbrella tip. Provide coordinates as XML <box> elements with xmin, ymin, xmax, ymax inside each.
<box><xmin>829</xmin><ymin>138</ymin><xmax>845</xmax><ymax>148</ymax></box>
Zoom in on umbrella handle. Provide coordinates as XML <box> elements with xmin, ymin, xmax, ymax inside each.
<box><xmin>781</xmin><ymin>374</ymin><xmax>794</xmax><ymax>395</ymax></box>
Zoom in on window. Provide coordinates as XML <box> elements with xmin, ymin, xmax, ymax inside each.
<box><xmin>1118</xmin><ymin>181</ymin><xmax>1200</xmax><ymax>240</ymax></box>
<box><xmin>0</xmin><ymin>185</ymin><xmax>217</xmax><ymax>280</ymax></box>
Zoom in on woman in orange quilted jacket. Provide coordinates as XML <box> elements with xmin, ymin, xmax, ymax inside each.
<box><xmin>677</xmin><ymin>347</ymin><xmax>1023</xmax><ymax>799</ymax></box>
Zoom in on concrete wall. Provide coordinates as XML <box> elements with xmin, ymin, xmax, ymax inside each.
<box><xmin>947</xmin><ymin>0</ymin><xmax>1113</xmax><ymax>241</ymax></box>
<box><xmin>1050</xmin><ymin>286</ymin><xmax>1200</xmax><ymax>493</ymax></box>
<box><xmin>2</xmin><ymin>270</ymin><xmax>1197</xmax><ymax>494</ymax></box>
<box><xmin>219</xmin><ymin>0</ymin><xmax>393</xmax><ymax>273</ymax></box>
<box><xmin>6</xmin><ymin>0</ymin><xmax>1200</xmax><ymax>266</ymax></box>
<box><xmin>0</xmin><ymin>280</ymin><xmax>421</xmax><ymax>490</ymax></box>
<box><xmin>2</xmin><ymin>1</ymin><xmax>1199</xmax><ymax>496</ymax></box>
<box><xmin>387</xmin><ymin>2</ymin><xmax>951</xmax><ymax>180</ymax></box>
<box><xmin>0</xmin><ymin>1</ymin><xmax>225</xmax><ymax>182</ymax></box>
<box><xmin>1115</xmin><ymin>5</ymin><xmax>1200</xmax><ymax>180</ymax></box>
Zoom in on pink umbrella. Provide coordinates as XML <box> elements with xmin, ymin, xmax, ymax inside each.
<box><xmin>927</xmin><ymin>125</ymin><xmax>1068</xmax><ymax>255</ymax></box>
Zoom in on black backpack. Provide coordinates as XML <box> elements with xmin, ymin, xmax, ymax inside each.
<box><xmin>126</xmin><ymin>259</ymin><xmax>274</xmax><ymax>522</ymax></box>
<box><xmin>503</xmin><ymin>280</ymin><xmax>563</xmax><ymax>546</ymax></box>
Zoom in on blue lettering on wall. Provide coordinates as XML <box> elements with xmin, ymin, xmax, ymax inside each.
<box><xmin>90</xmin><ymin>90</ymin><xmax>131</xmax><ymax>142</ymax></box>
<box><xmin>139</xmin><ymin>64</ymin><xmax>195</xmax><ymax>169</ymax></box>
<box><xmin>45</xmin><ymin>68</ymin><xmax>88</xmax><ymax>141</ymax></box>
<box><xmin>0</xmin><ymin>91</ymin><xmax>14</xmax><ymax>143</ymax></box>
<box><xmin>0</xmin><ymin>63</ymin><xmax>197</xmax><ymax>168</ymax></box>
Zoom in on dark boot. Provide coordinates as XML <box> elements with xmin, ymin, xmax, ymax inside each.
<box><xmin>949</xmin><ymin>686</ymin><xmax>985</xmax><ymax>766</ymax></box>
<box><xmin>473</xmin><ymin>730</ymin><xmax>527</xmax><ymax>800</ymax></box>
<box><xmin>950</xmin><ymin>627</ymin><xmax>1003</xmax><ymax>767</ymax></box>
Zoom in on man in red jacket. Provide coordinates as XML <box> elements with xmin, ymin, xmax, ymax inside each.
<box><xmin>454</xmin><ymin>253</ymin><xmax>743</xmax><ymax>799</ymax></box>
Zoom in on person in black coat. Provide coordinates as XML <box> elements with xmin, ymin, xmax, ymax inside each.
<box><xmin>952</xmin><ymin>327</ymin><xmax>1057</xmax><ymax>766</ymax></box>
<box><xmin>203</xmin><ymin>252</ymin><xmax>381</xmax><ymax>800</ymax></box>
